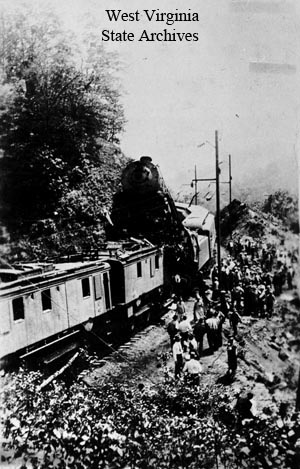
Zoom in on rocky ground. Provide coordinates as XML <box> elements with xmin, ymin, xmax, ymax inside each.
<box><xmin>82</xmin><ymin>291</ymin><xmax>300</xmax><ymax>418</ymax></box>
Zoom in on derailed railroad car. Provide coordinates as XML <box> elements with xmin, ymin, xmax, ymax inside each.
<box><xmin>0</xmin><ymin>260</ymin><xmax>112</xmax><ymax>367</ymax></box>
<box><xmin>0</xmin><ymin>240</ymin><xmax>164</xmax><ymax>368</ymax></box>
<box><xmin>175</xmin><ymin>202</ymin><xmax>216</xmax><ymax>270</ymax></box>
<box><xmin>98</xmin><ymin>239</ymin><xmax>164</xmax><ymax>334</ymax></box>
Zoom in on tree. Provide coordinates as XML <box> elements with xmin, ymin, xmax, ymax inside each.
<box><xmin>0</xmin><ymin>6</ymin><xmax>125</xmax><ymax>230</ymax></box>
<box><xmin>262</xmin><ymin>190</ymin><xmax>299</xmax><ymax>233</ymax></box>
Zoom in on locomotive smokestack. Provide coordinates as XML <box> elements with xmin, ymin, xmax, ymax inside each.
<box><xmin>140</xmin><ymin>156</ymin><xmax>152</xmax><ymax>164</ymax></box>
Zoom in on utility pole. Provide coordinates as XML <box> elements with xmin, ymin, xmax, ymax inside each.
<box><xmin>190</xmin><ymin>131</ymin><xmax>222</xmax><ymax>282</ymax></box>
<box><xmin>229</xmin><ymin>154</ymin><xmax>232</xmax><ymax>204</ymax></box>
<box><xmin>194</xmin><ymin>165</ymin><xmax>198</xmax><ymax>206</ymax></box>
<box><xmin>296</xmin><ymin>368</ymin><xmax>300</xmax><ymax>411</ymax></box>
<box><xmin>215</xmin><ymin>130</ymin><xmax>221</xmax><ymax>283</ymax></box>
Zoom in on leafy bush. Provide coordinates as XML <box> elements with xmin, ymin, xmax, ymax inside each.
<box><xmin>1</xmin><ymin>365</ymin><xmax>299</xmax><ymax>469</ymax></box>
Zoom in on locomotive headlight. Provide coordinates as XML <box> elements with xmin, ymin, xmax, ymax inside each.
<box><xmin>131</xmin><ymin>166</ymin><xmax>152</xmax><ymax>185</ymax></box>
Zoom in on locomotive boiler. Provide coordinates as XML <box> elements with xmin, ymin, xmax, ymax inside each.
<box><xmin>109</xmin><ymin>156</ymin><xmax>183</xmax><ymax>243</ymax></box>
<box><xmin>109</xmin><ymin>156</ymin><xmax>216</xmax><ymax>286</ymax></box>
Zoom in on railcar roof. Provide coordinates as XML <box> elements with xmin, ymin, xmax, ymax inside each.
<box><xmin>0</xmin><ymin>260</ymin><xmax>110</xmax><ymax>292</ymax></box>
<box><xmin>175</xmin><ymin>202</ymin><xmax>214</xmax><ymax>231</ymax></box>
<box><xmin>175</xmin><ymin>202</ymin><xmax>210</xmax><ymax>221</ymax></box>
<box><xmin>97</xmin><ymin>238</ymin><xmax>157</xmax><ymax>261</ymax></box>
<box><xmin>54</xmin><ymin>261</ymin><xmax>108</xmax><ymax>271</ymax></box>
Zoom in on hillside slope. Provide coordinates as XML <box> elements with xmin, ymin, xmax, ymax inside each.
<box><xmin>0</xmin><ymin>200</ymin><xmax>299</xmax><ymax>469</ymax></box>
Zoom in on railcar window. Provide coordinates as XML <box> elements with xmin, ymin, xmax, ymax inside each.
<box><xmin>12</xmin><ymin>297</ymin><xmax>24</xmax><ymax>321</ymax></box>
<box><xmin>137</xmin><ymin>262</ymin><xmax>142</xmax><ymax>278</ymax></box>
<box><xmin>150</xmin><ymin>258</ymin><xmax>154</xmax><ymax>277</ymax></box>
<box><xmin>103</xmin><ymin>272</ymin><xmax>111</xmax><ymax>309</ymax></box>
<box><xmin>155</xmin><ymin>254</ymin><xmax>159</xmax><ymax>269</ymax></box>
<box><xmin>41</xmin><ymin>289</ymin><xmax>52</xmax><ymax>311</ymax></box>
<box><xmin>94</xmin><ymin>275</ymin><xmax>102</xmax><ymax>300</ymax></box>
<box><xmin>0</xmin><ymin>302</ymin><xmax>10</xmax><ymax>333</ymax></box>
<box><xmin>82</xmin><ymin>277</ymin><xmax>91</xmax><ymax>298</ymax></box>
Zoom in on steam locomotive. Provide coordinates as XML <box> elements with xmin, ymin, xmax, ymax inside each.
<box><xmin>109</xmin><ymin>156</ymin><xmax>216</xmax><ymax>287</ymax></box>
<box><xmin>0</xmin><ymin>157</ymin><xmax>215</xmax><ymax>368</ymax></box>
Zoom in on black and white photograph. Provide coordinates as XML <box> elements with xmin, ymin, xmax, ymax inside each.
<box><xmin>0</xmin><ymin>0</ymin><xmax>299</xmax><ymax>467</ymax></box>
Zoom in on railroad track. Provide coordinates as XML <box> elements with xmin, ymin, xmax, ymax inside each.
<box><xmin>79</xmin><ymin>307</ymin><xmax>176</xmax><ymax>388</ymax></box>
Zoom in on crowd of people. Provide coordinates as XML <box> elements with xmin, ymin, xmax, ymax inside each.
<box><xmin>167</xmin><ymin>298</ymin><xmax>237</xmax><ymax>383</ymax></box>
<box><xmin>167</xmin><ymin>236</ymin><xmax>298</xmax><ymax>383</ymax></box>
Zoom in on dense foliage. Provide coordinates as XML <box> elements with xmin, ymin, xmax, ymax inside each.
<box><xmin>0</xmin><ymin>6</ymin><xmax>127</xmax><ymax>259</ymax></box>
<box><xmin>1</xmin><ymin>364</ymin><xmax>300</xmax><ymax>469</ymax></box>
<box><xmin>262</xmin><ymin>191</ymin><xmax>299</xmax><ymax>234</ymax></box>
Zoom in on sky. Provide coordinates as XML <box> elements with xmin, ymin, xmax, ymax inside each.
<box><xmin>1</xmin><ymin>0</ymin><xmax>299</xmax><ymax>202</ymax></box>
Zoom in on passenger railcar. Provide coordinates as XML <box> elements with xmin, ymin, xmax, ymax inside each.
<box><xmin>0</xmin><ymin>240</ymin><xmax>164</xmax><ymax>367</ymax></box>
<box><xmin>97</xmin><ymin>239</ymin><xmax>164</xmax><ymax>333</ymax></box>
<box><xmin>175</xmin><ymin>202</ymin><xmax>216</xmax><ymax>270</ymax></box>
<box><xmin>0</xmin><ymin>260</ymin><xmax>112</xmax><ymax>367</ymax></box>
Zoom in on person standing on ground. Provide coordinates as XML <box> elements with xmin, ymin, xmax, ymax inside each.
<box><xmin>167</xmin><ymin>314</ymin><xmax>178</xmax><ymax>349</ymax></box>
<box><xmin>265</xmin><ymin>287</ymin><xmax>275</xmax><ymax>318</ymax></box>
<box><xmin>228</xmin><ymin>240</ymin><xmax>234</xmax><ymax>256</ymax></box>
<box><xmin>227</xmin><ymin>337</ymin><xmax>237</xmax><ymax>378</ymax></box>
<box><xmin>176</xmin><ymin>296</ymin><xmax>186</xmax><ymax>319</ymax></box>
<box><xmin>216</xmin><ymin>309</ymin><xmax>226</xmax><ymax>349</ymax></box>
<box><xmin>212</xmin><ymin>276</ymin><xmax>220</xmax><ymax>301</ymax></box>
<box><xmin>220</xmin><ymin>291</ymin><xmax>231</xmax><ymax>317</ymax></box>
<box><xmin>194</xmin><ymin>271</ymin><xmax>206</xmax><ymax>296</ymax></box>
<box><xmin>206</xmin><ymin>311</ymin><xmax>219</xmax><ymax>353</ymax></box>
<box><xmin>287</xmin><ymin>266</ymin><xmax>295</xmax><ymax>290</ymax></box>
<box><xmin>183</xmin><ymin>352</ymin><xmax>203</xmax><ymax>386</ymax></box>
<box><xmin>273</xmin><ymin>271</ymin><xmax>281</xmax><ymax>296</ymax></box>
<box><xmin>187</xmin><ymin>332</ymin><xmax>198</xmax><ymax>357</ymax></box>
<box><xmin>173</xmin><ymin>335</ymin><xmax>184</xmax><ymax>379</ymax></box>
<box><xmin>257</xmin><ymin>283</ymin><xmax>266</xmax><ymax>317</ymax></box>
<box><xmin>228</xmin><ymin>309</ymin><xmax>242</xmax><ymax>337</ymax></box>
<box><xmin>193</xmin><ymin>317</ymin><xmax>207</xmax><ymax>357</ymax></box>
<box><xmin>232</xmin><ymin>283</ymin><xmax>244</xmax><ymax>313</ymax></box>
<box><xmin>177</xmin><ymin>314</ymin><xmax>192</xmax><ymax>351</ymax></box>
<box><xmin>235</xmin><ymin>392</ymin><xmax>254</xmax><ymax>420</ymax></box>
<box><xmin>193</xmin><ymin>296</ymin><xmax>205</xmax><ymax>323</ymax></box>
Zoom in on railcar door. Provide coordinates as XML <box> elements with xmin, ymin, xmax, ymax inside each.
<box><xmin>8</xmin><ymin>296</ymin><xmax>28</xmax><ymax>353</ymax></box>
<box><xmin>93</xmin><ymin>268</ymin><xmax>112</xmax><ymax>316</ymax></box>
<box><xmin>198</xmin><ymin>236</ymin><xmax>210</xmax><ymax>270</ymax></box>
<box><xmin>65</xmin><ymin>276</ymin><xmax>95</xmax><ymax>327</ymax></box>
<box><xmin>0</xmin><ymin>299</ymin><xmax>12</xmax><ymax>359</ymax></box>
